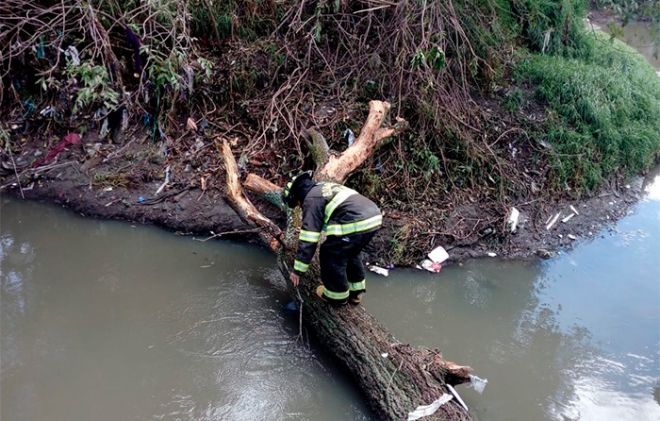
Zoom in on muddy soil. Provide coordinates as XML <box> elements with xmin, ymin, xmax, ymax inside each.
<box><xmin>0</xmin><ymin>124</ymin><xmax>647</xmax><ymax>270</ymax></box>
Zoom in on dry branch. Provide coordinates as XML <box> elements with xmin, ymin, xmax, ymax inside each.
<box><xmin>317</xmin><ymin>100</ymin><xmax>407</xmax><ymax>182</ymax></box>
<box><xmin>216</xmin><ymin>140</ymin><xmax>283</xmax><ymax>252</ymax></box>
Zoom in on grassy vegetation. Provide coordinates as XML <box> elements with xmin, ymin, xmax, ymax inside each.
<box><xmin>517</xmin><ymin>31</ymin><xmax>660</xmax><ymax>193</ymax></box>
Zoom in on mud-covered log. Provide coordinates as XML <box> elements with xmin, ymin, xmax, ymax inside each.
<box><xmin>221</xmin><ymin>101</ymin><xmax>475</xmax><ymax>421</ymax></box>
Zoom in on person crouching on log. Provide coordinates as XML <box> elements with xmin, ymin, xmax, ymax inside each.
<box><xmin>282</xmin><ymin>171</ymin><xmax>383</xmax><ymax>306</ymax></box>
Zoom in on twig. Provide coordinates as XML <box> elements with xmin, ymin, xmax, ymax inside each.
<box><xmin>193</xmin><ymin>228</ymin><xmax>262</xmax><ymax>242</ymax></box>
<box><xmin>7</xmin><ymin>146</ymin><xmax>24</xmax><ymax>199</ymax></box>
<box><xmin>295</xmin><ymin>286</ymin><xmax>307</xmax><ymax>347</ymax></box>
<box><xmin>386</xmin><ymin>359</ymin><xmax>404</xmax><ymax>392</ymax></box>
<box><xmin>103</xmin><ymin>138</ymin><xmax>136</xmax><ymax>163</ymax></box>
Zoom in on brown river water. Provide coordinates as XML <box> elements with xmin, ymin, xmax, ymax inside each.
<box><xmin>2</xmin><ymin>22</ymin><xmax>660</xmax><ymax>421</ymax></box>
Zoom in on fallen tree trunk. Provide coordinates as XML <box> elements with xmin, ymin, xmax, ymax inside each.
<box><xmin>219</xmin><ymin>100</ymin><xmax>475</xmax><ymax>421</ymax></box>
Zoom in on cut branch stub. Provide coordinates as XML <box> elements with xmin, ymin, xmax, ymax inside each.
<box><xmin>317</xmin><ymin>100</ymin><xmax>406</xmax><ymax>183</ymax></box>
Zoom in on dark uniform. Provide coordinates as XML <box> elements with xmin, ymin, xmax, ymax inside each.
<box><xmin>284</xmin><ymin>173</ymin><xmax>382</xmax><ymax>305</ymax></box>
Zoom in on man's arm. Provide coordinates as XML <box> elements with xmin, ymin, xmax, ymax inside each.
<box><xmin>292</xmin><ymin>198</ymin><xmax>325</xmax><ymax>277</ymax></box>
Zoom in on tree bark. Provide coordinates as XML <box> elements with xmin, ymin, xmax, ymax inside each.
<box><xmin>220</xmin><ymin>100</ymin><xmax>475</xmax><ymax>421</ymax></box>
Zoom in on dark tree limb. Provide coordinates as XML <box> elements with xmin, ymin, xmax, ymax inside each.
<box><xmin>220</xmin><ymin>100</ymin><xmax>475</xmax><ymax>421</ymax></box>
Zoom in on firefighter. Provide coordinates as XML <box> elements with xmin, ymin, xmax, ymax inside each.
<box><xmin>281</xmin><ymin>171</ymin><xmax>382</xmax><ymax>305</ymax></box>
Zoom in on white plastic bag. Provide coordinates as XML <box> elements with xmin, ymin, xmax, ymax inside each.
<box><xmin>407</xmin><ymin>394</ymin><xmax>453</xmax><ymax>420</ymax></box>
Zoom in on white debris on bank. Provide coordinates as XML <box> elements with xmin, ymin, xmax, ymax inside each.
<box><xmin>417</xmin><ymin>245</ymin><xmax>449</xmax><ymax>273</ymax></box>
<box><xmin>155</xmin><ymin>165</ymin><xmax>171</xmax><ymax>195</ymax></box>
<box><xmin>368</xmin><ymin>265</ymin><xmax>389</xmax><ymax>277</ymax></box>
<box><xmin>546</xmin><ymin>212</ymin><xmax>561</xmax><ymax>230</ymax></box>
<box><xmin>561</xmin><ymin>213</ymin><xmax>575</xmax><ymax>223</ymax></box>
<box><xmin>427</xmin><ymin>246</ymin><xmax>449</xmax><ymax>264</ymax></box>
<box><xmin>545</xmin><ymin>204</ymin><xmax>581</xmax><ymax>231</ymax></box>
<box><xmin>507</xmin><ymin>207</ymin><xmax>520</xmax><ymax>233</ymax></box>
<box><xmin>407</xmin><ymin>394</ymin><xmax>453</xmax><ymax>420</ymax></box>
<box><xmin>418</xmin><ymin>259</ymin><xmax>442</xmax><ymax>273</ymax></box>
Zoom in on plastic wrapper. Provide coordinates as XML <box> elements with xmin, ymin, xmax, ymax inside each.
<box><xmin>407</xmin><ymin>394</ymin><xmax>453</xmax><ymax>420</ymax></box>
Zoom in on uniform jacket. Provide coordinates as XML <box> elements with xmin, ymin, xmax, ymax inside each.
<box><xmin>293</xmin><ymin>182</ymin><xmax>382</xmax><ymax>275</ymax></box>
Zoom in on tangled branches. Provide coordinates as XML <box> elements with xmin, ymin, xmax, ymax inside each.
<box><xmin>254</xmin><ymin>0</ymin><xmax>501</xmax><ymax>140</ymax></box>
<box><xmin>240</xmin><ymin>1</ymin><xmax>517</xmax><ymax>201</ymax></box>
<box><xmin>1</xmin><ymin>0</ymin><xmax>200</xmax><ymax>135</ymax></box>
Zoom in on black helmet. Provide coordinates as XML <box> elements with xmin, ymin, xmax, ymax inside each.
<box><xmin>282</xmin><ymin>171</ymin><xmax>313</xmax><ymax>208</ymax></box>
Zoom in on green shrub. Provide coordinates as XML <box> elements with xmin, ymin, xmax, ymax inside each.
<box><xmin>519</xmin><ymin>31</ymin><xmax>660</xmax><ymax>193</ymax></box>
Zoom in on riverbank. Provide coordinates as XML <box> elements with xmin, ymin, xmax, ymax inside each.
<box><xmin>0</xmin><ymin>135</ymin><xmax>648</xmax><ymax>268</ymax></box>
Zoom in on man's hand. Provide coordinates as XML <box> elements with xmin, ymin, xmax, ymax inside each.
<box><xmin>289</xmin><ymin>272</ymin><xmax>300</xmax><ymax>287</ymax></box>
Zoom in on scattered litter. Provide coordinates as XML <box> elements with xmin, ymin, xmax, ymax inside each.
<box><xmin>32</xmin><ymin>132</ymin><xmax>80</xmax><ymax>167</ymax></box>
<box><xmin>381</xmin><ymin>353</ymin><xmax>389</xmax><ymax>358</ymax></box>
<box><xmin>343</xmin><ymin>128</ymin><xmax>355</xmax><ymax>146</ymax></box>
<box><xmin>186</xmin><ymin>117</ymin><xmax>197</xmax><ymax>132</ymax></box>
<box><xmin>39</xmin><ymin>106</ymin><xmax>55</xmax><ymax>117</ymax></box>
<box><xmin>546</xmin><ymin>212</ymin><xmax>561</xmax><ymax>230</ymax></box>
<box><xmin>446</xmin><ymin>384</ymin><xmax>468</xmax><ymax>412</ymax></box>
<box><xmin>125</xmin><ymin>25</ymin><xmax>142</xmax><ymax>75</ymax></box>
<box><xmin>568</xmin><ymin>234</ymin><xmax>577</xmax><ymax>240</ymax></box>
<box><xmin>468</xmin><ymin>374</ymin><xmax>488</xmax><ymax>394</ymax></box>
<box><xmin>407</xmin><ymin>394</ymin><xmax>453</xmax><ymax>420</ymax></box>
<box><xmin>155</xmin><ymin>165</ymin><xmax>170</xmax><ymax>195</ymax></box>
<box><xmin>138</xmin><ymin>196</ymin><xmax>145</xmax><ymax>202</ymax></box>
<box><xmin>418</xmin><ymin>259</ymin><xmax>442</xmax><ymax>273</ymax></box>
<box><xmin>570</xmin><ymin>205</ymin><xmax>579</xmax><ymax>215</ymax></box>
<box><xmin>142</xmin><ymin>112</ymin><xmax>152</xmax><ymax>126</ymax></box>
<box><xmin>103</xmin><ymin>187</ymin><xmax>113</xmax><ymax>192</ymax></box>
<box><xmin>64</xmin><ymin>45</ymin><xmax>80</xmax><ymax>66</ymax></box>
<box><xmin>481</xmin><ymin>227</ymin><xmax>494</xmax><ymax>236</ymax></box>
<box><xmin>537</xmin><ymin>249</ymin><xmax>553</xmax><ymax>259</ymax></box>
<box><xmin>193</xmin><ymin>138</ymin><xmax>205</xmax><ymax>152</ymax></box>
<box><xmin>99</xmin><ymin>117</ymin><xmax>109</xmax><ymax>138</ymax></box>
<box><xmin>281</xmin><ymin>301</ymin><xmax>298</xmax><ymax>312</ymax></box>
<box><xmin>487</xmin><ymin>252</ymin><xmax>497</xmax><ymax>257</ymax></box>
<box><xmin>368</xmin><ymin>265</ymin><xmax>389</xmax><ymax>277</ymax></box>
<box><xmin>427</xmin><ymin>246</ymin><xmax>449</xmax><ymax>264</ymax></box>
<box><xmin>197</xmin><ymin>118</ymin><xmax>209</xmax><ymax>132</ymax></box>
<box><xmin>507</xmin><ymin>207</ymin><xmax>520</xmax><ymax>233</ymax></box>
<box><xmin>561</xmin><ymin>213</ymin><xmax>575</xmax><ymax>223</ymax></box>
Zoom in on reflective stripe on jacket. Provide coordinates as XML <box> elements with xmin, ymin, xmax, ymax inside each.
<box><xmin>293</xmin><ymin>182</ymin><xmax>381</xmax><ymax>275</ymax></box>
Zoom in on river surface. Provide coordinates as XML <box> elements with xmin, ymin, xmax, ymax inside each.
<box><xmin>590</xmin><ymin>17</ymin><xmax>660</xmax><ymax>69</ymax></box>
<box><xmin>2</xmin><ymin>168</ymin><xmax>659</xmax><ymax>421</ymax></box>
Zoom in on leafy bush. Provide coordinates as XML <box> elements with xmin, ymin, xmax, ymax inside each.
<box><xmin>66</xmin><ymin>63</ymin><xmax>119</xmax><ymax>114</ymax></box>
